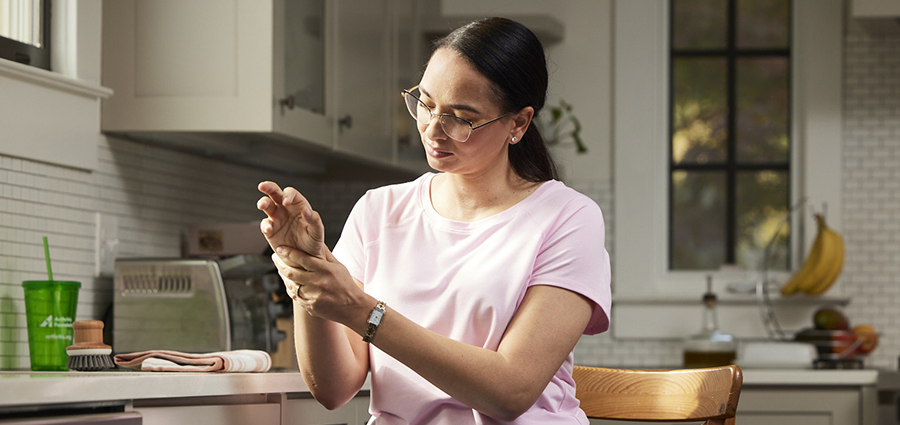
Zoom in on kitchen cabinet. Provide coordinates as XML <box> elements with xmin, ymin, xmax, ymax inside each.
<box><xmin>851</xmin><ymin>0</ymin><xmax>900</xmax><ymax>34</ymax></box>
<box><xmin>284</xmin><ymin>395</ymin><xmax>369</xmax><ymax>425</ymax></box>
<box><xmin>852</xmin><ymin>0</ymin><xmax>900</xmax><ymax>17</ymax></box>
<box><xmin>136</xmin><ymin>401</ymin><xmax>282</xmax><ymax>425</ymax></box>
<box><xmin>332</xmin><ymin>0</ymin><xmax>392</xmax><ymax>162</ymax></box>
<box><xmin>133</xmin><ymin>394</ymin><xmax>368</xmax><ymax>425</ymax></box>
<box><xmin>100</xmin><ymin>0</ymin><xmax>430</xmax><ymax>176</ymax></box>
<box><xmin>735</xmin><ymin>387</ymin><xmax>873</xmax><ymax>425</ymax></box>
<box><xmin>0</xmin><ymin>372</ymin><xmax>369</xmax><ymax>425</ymax></box>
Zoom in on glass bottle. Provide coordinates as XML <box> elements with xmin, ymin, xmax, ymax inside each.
<box><xmin>683</xmin><ymin>275</ymin><xmax>736</xmax><ymax>368</ymax></box>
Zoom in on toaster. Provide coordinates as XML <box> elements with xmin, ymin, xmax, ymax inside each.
<box><xmin>112</xmin><ymin>256</ymin><xmax>287</xmax><ymax>354</ymax></box>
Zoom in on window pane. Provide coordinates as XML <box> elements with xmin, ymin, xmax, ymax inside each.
<box><xmin>672</xmin><ymin>0</ymin><xmax>727</xmax><ymax>49</ymax></box>
<box><xmin>736</xmin><ymin>57</ymin><xmax>790</xmax><ymax>163</ymax></box>
<box><xmin>735</xmin><ymin>171</ymin><xmax>790</xmax><ymax>270</ymax></box>
<box><xmin>672</xmin><ymin>170</ymin><xmax>727</xmax><ymax>269</ymax></box>
<box><xmin>673</xmin><ymin>58</ymin><xmax>728</xmax><ymax>164</ymax></box>
<box><xmin>0</xmin><ymin>0</ymin><xmax>43</xmax><ymax>48</ymax></box>
<box><xmin>736</xmin><ymin>0</ymin><xmax>790</xmax><ymax>49</ymax></box>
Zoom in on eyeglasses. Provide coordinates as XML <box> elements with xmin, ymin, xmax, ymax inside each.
<box><xmin>401</xmin><ymin>85</ymin><xmax>507</xmax><ymax>142</ymax></box>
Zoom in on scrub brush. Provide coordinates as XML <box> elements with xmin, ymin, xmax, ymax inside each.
<box><xmin>66</xmin><ymin>320</ymin><xmax>115</xmax><ymax>371</ymax></box>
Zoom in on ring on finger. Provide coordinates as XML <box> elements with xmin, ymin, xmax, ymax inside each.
<box><xmin>295</xmin><ymin>286</ymin><xmax>306</xmax><ymax>300</ymax></box>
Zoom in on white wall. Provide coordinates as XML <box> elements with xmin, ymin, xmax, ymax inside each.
<box><xmin>440</xmin><ymin>0</ymin><xmax>614</xmax><ymax>184</ymax></box>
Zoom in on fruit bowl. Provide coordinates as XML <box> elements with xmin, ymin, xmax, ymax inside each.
<box><xmin>800</xmin><ymin>330</ymin><xmax>860</xmax><ymax>360</ymax></box>
<box><xmin>794</xmin><ymin>328</ymin><xmax>878</xmax><ymax>361</ymax></box>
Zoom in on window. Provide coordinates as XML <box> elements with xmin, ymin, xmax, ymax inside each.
<box><xmin>0</xmin><ymin>0</ymin><xmax>50</xmax><ymax>70</ymax></box>
<box><xmin>613</xmin><ymin>0</ymin><xmax>842</xmax><ymax>309</ymax></box>
<box><xmin>669</xmin><ymin>0</ymin><xmax>791</xmax><ymax>271</ymax></box>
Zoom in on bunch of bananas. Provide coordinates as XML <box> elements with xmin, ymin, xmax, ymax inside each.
<box><xmin>781</xmin><ymin>214</ymin><xmax>845</xmax><ymax>296</ymax></box>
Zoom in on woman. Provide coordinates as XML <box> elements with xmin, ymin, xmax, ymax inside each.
<box><xmin>257</xmin><ymin>17</ymin><xmax>611</xmax><ymax>424</ymax></box>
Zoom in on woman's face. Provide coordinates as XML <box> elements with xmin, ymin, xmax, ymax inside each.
<box><xmin>416</xmin><ymin>48</ymin><xmax>520</xmax><ymax>177</ymax></box>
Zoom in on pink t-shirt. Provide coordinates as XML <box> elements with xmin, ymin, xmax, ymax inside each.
<box><xmin>333</xmin><ymin>173</ymin><xmax>611</xmax><ymax>425</ymax></box>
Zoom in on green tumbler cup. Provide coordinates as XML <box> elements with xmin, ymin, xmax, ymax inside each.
<box><xmin>22</xmin><ymin>280</ymin><xmax>81</xmax><ymax>371</ymax></box>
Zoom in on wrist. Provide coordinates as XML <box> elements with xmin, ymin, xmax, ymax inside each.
<box><xmin>363</xmin><ymin>300</ymin><xmax>387</xmax><ymax>343</ymax></box>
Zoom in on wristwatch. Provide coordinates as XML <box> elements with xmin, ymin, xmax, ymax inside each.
<box><xmin>363</xmin><ymin>301</ymin><xmax>386</xmax><ymax>343</ymax></box>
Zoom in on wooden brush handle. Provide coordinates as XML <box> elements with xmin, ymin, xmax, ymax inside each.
<box><xmin>68</xmin><ymin>320</ymin><xmax>112</xmax><ymax>350</ymax></box>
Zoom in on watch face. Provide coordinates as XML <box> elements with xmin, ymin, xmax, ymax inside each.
<box><xmin>370</xmin><ymin>310</ymin><xmax>384</xmax><ymax>324</ymax></box>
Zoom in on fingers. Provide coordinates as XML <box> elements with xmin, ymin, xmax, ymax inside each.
<box><xmin>281</xmin><ymin>186</ymin><xmax>309</xmax><ymax>211</ymax></box>
<box><xmin>258</xmin><ymin>181</ymin><xmax>285</xmax><ymax>204</ymax></box>
<box><xmin>257</xmin><ymin>196</ymin><xmax>277</xmax><ymax>219</ymax></box>
<box><xmin>281</xmin><ymin>187</ymin><xmax>326</xmax><ymax>258</ymax></box>
<box><xmin>304</xmin><ymin>208</ymin><xmax>326</xmax><ymax>253</ymax></box>
<box><xmin>259</xmin><ymin>217</ymin><xmax>275</xmax><ymax>237</ymax></box>
<box><xmin>272</xmin><ymin>252</ymin><xmax>305</xmax><ymax>300</ymax></box>
<box><xmin>274</xmin><ymin>244</ymin><xmax>319</xmax><ymax>271</ymax></box>
<box><xmin>281</xmin><ymin>187</ymin><xmax>317</xmax><ymax>226</ymax></box>
<box><xmin>258</xmin><ymin>182</ymin><xmax>313</xmax><ymax>214</ymax></box>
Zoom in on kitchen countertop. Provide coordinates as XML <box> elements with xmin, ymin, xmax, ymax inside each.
<box><xmin>0</xmin><ymin>367</ymin><xmax>883</xmax><ymax>410</ymax></box>
<box><xmin>0</xmin><ymin>370</ymin><xmax>316</xmax><ymax>408</ymax></box>
<box><xmin>740</xmin><ymin>368</ymin><xmax>879</xmax><ymax>386</ymax></box>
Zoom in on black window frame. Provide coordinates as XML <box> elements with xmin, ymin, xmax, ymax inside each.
<box><xmin>0</xmin><ymin>0</ymin><xmax>51</xmax><ymax>70</ymax></box>
<box><xmin>668</xmin><ymin>0</ymin><xmax>793</xmax><ymax>270</ymax></box>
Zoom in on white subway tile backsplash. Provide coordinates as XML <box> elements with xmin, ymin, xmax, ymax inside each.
<box><xmin>0</xmin><ymin>136</ymin><xmax>335</xmax><ymax>369</ymax></box>
<box><xmin>841</xmin><ymin>26</ymin><xmax>900</xmax><ymax>369</ymax></box>
<box><xmin>1</xmin><ymin>131</ymin><xmax>399</xmax><ymax>370</ymax></box>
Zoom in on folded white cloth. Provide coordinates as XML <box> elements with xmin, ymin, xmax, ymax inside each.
<box><xmin>114</xmin><ymin>349</ymin><xmax>272</xmax><ymax>373</ymax></box>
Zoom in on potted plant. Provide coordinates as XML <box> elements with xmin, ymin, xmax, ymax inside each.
<box><xmin>536</xmin><ymin>99</ymin><xmax>587</xmax><ymax>154</ymax></box>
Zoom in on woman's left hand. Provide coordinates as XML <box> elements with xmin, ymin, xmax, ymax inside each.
<box><xmin>271</xmin><ymin>244</ymin><xmax>370</xmax><ymax>327</ymax></box>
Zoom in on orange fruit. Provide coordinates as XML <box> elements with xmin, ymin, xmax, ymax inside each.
<box><xmin>853</xmin><ymin>324</ymin><xmax>879</xmax><ymax>355</ymax></box>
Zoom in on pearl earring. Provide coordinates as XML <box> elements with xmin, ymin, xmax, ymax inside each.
<box><xmin>511</xmin><ymin>136</ymin><xmax>518</xmax><ymax>143</ymax></box>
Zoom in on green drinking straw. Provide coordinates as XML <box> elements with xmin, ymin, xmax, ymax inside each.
<box><xmin>43</xmin><ymin>236</ymin><xmax>54</xmax><ymax>281</ymax></box>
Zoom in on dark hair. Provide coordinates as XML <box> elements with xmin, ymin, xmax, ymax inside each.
<box><xmin>433</xmin><ymin>17</ymin><xmax>558</xmax><ymax>182</ymax></box>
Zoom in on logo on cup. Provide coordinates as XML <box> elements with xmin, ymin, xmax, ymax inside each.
<box><xmin>40</xmin><ymin>315</ymin><xmax>53</xmax><ymax>328</ymax></box>
<box><xmin>38</xmin><ymin>315</ymin><xmax>74</xmax><ymax>328</ymax></box>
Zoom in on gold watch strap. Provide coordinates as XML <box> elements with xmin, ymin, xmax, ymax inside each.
<box><xmin>363</xmin><ymin>301</ymin><xmax>386</xmax><ymax>343</ymax></box>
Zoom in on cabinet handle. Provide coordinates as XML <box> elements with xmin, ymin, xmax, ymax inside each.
<box><xmin>279</xmin><ymin>96</ymin><xmax>295</xmax><ymax>110</ymax></box>
<box><xmin>339</xmin><ymin>115</ymin><xmax>353</xmax><ymax>131</ymax></box>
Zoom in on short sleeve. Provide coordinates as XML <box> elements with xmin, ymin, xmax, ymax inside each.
<box><xmin>528</xmin><ymin>199</ymin><xmax>611</xmax><ymax>335</ymax></box>
<box><xmin>332</xmin><ymin>194</ymin><xmax>368</xmax><ymax>283</ymax></box>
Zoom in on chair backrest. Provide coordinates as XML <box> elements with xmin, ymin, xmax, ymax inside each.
<box><xmin>573</xmin><ymin>365</ymin><xmax>742</xmax><ymax>425</ymax></box>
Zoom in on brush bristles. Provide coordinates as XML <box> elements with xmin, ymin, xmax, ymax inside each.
<box><xmin>67</xmin><ymin>354</ymin><xmax>115</xmax><ymax>371</ymax></box>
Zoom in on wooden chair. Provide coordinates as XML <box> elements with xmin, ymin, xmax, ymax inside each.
<box><xmin>573</xmin><ymin>365</ymin><xmax>743</xmax><ymax>425</ymax></box>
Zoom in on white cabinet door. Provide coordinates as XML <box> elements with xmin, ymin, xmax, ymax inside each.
<box><xmin>393</xmin><ymin>0</ymin><xmax>429</xmax><ymax>167</ymax></box>
<box><xmin>283</xmin><ymin>396</ymin><xmax>359</xmax><ymax>425</ymax></box>
<box><xmin>102</xmin><ymin>0</ymin><xmax>332</xmax><ymax>149</ymax></box>
<box><xmin>272</xmin><ymin>0</ymin><xmax>332</xmax><ymax>148</ymax></box>
<box><xmin>101</xmin><ymin>0</ymin><xmax>429</xmax><ymax>174</ymax></box>
<box><xmin>137</xmin><ymin>403</ymin><xmax>281</xmax><ymax>425</ymax></box>
<box><xmin>332</xmin><ymin>0</ymin><xmax>393</xmax><ymax>163</ymax></box>
<box><xmin>736</xmin><ymin>388</ymin><xmax>861</xmax><ymax>425</ymax></box>
<box><xmin>102</xmin><ymin>0</ymin><xmax>273</xmax><ymax>133</ymax></box>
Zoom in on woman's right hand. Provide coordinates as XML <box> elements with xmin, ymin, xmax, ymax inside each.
<box><xmin>257</xmin><ymin>181</ymin><xmax>326</xmax><ymax>260</ymax></box>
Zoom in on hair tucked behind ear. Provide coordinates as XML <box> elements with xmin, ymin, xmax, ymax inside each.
<box><xmin>434</xmin><ymin>17</ymin><xmax>558</xmax><ymax>182</ymax></box>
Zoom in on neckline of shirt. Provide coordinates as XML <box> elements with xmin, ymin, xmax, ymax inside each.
<box><xmin>417</xmin><ymin>172</ymin><xmax>556</xmax><ymax>232</ymax></box>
